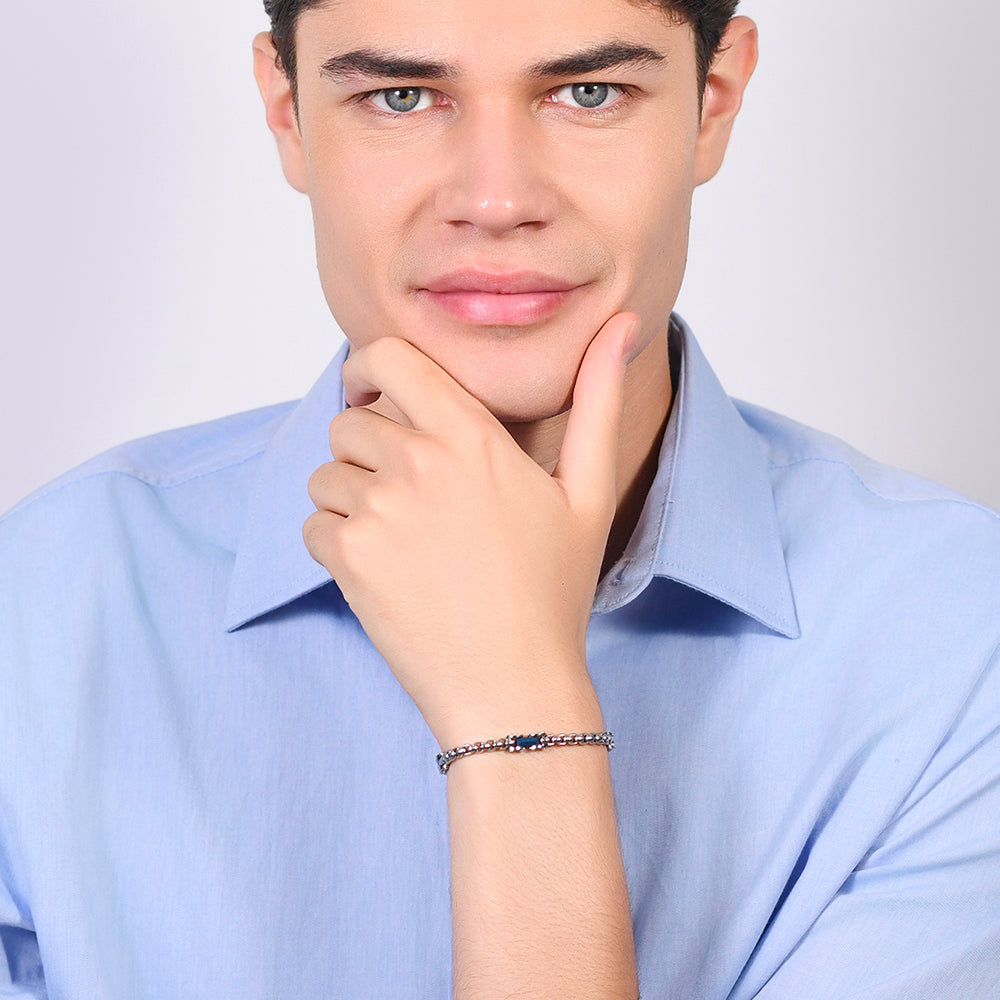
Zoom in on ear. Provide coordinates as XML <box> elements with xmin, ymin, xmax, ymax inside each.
<box><xmin>252</xmin><ymin>32</ymin><xmax>308</xmax><ymax>194</ymax></box>
<box><xmin>693</xmin><ymin>17</ymin><xmax>759</xmax><ymax>186</ymax></box>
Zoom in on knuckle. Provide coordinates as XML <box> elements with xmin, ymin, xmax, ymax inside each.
<box><xmin>327</xmin><ymin>410</ymin><xmax>357</xmax><ymax>458</ymax></box>
<box><xmin>302</xmin><ymin>510</ymin><xmax>333</xmax><ymax>560</ymax></box>
<box><xmin>455</xmin><ymin>421</ymin><xmax>506</xmax><ymax>478</ymax></box>
<box><xmin>330</xmin><ymin>400</ymin><xmax>366</xmax><ymax>426</ymax></box>
<box><xmin>332</xmin><ymin>404</ymin><xmax>366</xmax><ymax>430</ymax></box>
<box><xmin>355</xmin><ymin>480</ymin><xmax>387</xmax><ymax>519</ymax></box>
<box><xmin>303</xmin><ymin>510</ymin><xmax>361</xmax><ymax>577</ymax></box>
<box><xmin>331</xmin><ymin>519</ymin><xmax>377</xmax><ymax>578</ymax></box>
<box><xmin>394</xmin><ymin>434</ymin><xmax>435</xmax><ymax>479</ymax></box>
<box><xmin>307</xmin><ymin>463</ymin><xmax>335</xmax><ymax>505</ymax></box>
<box><xmin>302</xmin><ymin>510</ymin><xmax>321</xmax><ymax>545</ymax></box>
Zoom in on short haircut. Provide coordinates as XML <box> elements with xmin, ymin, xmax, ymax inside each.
<box><xmin>262</xmin><ymin>0</ymin><xmax>740</xmax><ymax>108</ymax></box>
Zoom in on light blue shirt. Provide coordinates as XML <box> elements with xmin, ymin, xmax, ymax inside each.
<box><xmin>2</xmin><ymin>318</ymin><xmax>998</xmax><ymax>999</ymax></box>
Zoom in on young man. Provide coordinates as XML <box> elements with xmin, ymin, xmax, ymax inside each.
<box><xmin>1</xmin><ymin>1</ymin><xmax>997</xmax><ymax>998</ymax></box>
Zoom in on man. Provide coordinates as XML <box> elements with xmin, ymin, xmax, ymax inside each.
<box><xmin>1</xmin><ymin>1</ymin><xmax>997</xmax><ymax>998</ymax></box>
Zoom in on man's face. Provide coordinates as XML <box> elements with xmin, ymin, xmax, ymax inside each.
<box><xmin>279</xmin><ymin>0</ymin><xmax>711</xmax><ymax>422</ymax></box>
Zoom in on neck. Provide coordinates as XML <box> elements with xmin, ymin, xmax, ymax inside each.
<box><xmin>505</xmin><ymin>324</ymin><xmax>674</xmax><ymax>578</ymax></box>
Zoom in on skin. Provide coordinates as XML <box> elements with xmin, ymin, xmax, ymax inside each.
<box><xmin>253</xmin><ymin>2</ymin><xmax>757</xmax><ymax>995</ymax></box>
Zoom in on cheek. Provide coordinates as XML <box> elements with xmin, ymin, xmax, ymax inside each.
<box><xmin>604</xmin><ymin>141</ymin><xmax>695</xmax><ymax>318</ymax></box>
<box><xmin>305</xmin><ymin>145</ymin><xmax>417</xmax><ymax>342</ymax></box>
<box><xmin>309</xmin><ymin>157</ymin><xmax>389</xmax><ymax>267</ymax></box>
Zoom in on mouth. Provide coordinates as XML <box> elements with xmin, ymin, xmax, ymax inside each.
<box><xmin>416</xmin><ymin>269</ymin><xmax>584</xmax><ymax>326</ymax></box>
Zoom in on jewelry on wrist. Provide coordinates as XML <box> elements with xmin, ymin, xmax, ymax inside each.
<box><xmin>436</xmin><ymin>731</ymin><xmax>614</xmax><ymax>775</ymax></box>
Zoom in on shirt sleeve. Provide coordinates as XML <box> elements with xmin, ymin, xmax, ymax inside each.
<box><xmin>750</xmin><ymin>643</ymin><xmax>1000</xmax><ymax>999</ymax></box>
<box><xmin>0</xmin><ymin>883</ymin><xmax>46</xmax><ymax>999</ymax></box>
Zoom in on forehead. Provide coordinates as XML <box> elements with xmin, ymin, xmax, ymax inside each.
<box><xmin>296</xmin><ymin>0</ymin><xmax>689</xmax><ymax>76</ymax></box>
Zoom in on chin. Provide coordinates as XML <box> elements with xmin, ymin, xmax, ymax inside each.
<box><xmin>482</xmin><ymin>396</ymin><xmax>573</xmax><ymax>425</ymax></box>
<box><xmin>440</xmin><ymin>352</ymin><xmax>580</xmax><ymax>425</ymax></box>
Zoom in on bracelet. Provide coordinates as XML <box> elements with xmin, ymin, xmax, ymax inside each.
<box><xmin>436</xmin><ymin>731</ymin><xmax>614</xmax><ymax>775</ymax></box>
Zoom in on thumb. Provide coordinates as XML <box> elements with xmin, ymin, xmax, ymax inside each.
<box><xmin>553</xmin><ymin>312</ymin><xmax>640</xmax><ymax>512</ymax></box>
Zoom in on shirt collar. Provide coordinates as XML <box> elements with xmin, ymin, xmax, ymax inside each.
<box><xmin>594</xmin><ymin>317</ymin><xmax>800</xmax><ymax>637</ymax></box>
<box><xmin>224</xmin><ymin>343</ymin><xmax>351</xmax><ymax>631</ymax></box>
<box><xmin>225</xmin><ymin>319</ymin><xmax>799</xmax><ymax>638</ymax></box>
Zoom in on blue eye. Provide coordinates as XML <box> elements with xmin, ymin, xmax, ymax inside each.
<box><xmin>551</xmin><ymin>82</ymin><xmax>624</xmax><ymax>109</ymax></box>
<box><xmin>369</xmin><ymin>88</ymin><xmax>434</xmax><ymax>114</ymax></box>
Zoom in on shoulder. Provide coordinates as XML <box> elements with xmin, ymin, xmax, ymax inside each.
<box><xmin>737</xmin><ymin>398</ymin><xmax>999</xmax><ymax>527</ymax></box>
<box><xmin>735</xmin><ymin>399</ymin><xmax>1000</xmax><ymax>655</ymax></box>
<box><xmin>0</xmin><ymin>401</ymin><xmax>295</xmax><ymax>572</ymax></box>
<box><xmin>5</xmin><ymin>402</ymin><xmax>294</xmax><ymax>518</ymax></box>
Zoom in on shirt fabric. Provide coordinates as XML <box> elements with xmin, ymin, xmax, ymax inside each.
<box><xmin>1</xmin><ymin>317</ymin><xmax>998</xmax><ymax>1000</ymax></box>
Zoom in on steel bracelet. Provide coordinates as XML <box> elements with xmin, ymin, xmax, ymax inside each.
<box><xmin>436</xmin><ymin>731</ymin><xmax>614</xmax><ymax>775</ymax></box>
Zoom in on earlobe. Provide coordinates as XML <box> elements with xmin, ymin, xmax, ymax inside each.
<box><xmin>692</xmin><ymin>17</ymin><xmax>759</xmax><ymax>187</ymax></box>
<box><xmin>252</xmin><ymin>31</ymin><xmax>309</xmax><ymax>194</ymax></box>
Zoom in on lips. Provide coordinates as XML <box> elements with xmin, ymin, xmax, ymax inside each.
<box><xmin>417</xmin><ymin>269</ymin><xmax>583</xmax><ymax>326</ymax></box>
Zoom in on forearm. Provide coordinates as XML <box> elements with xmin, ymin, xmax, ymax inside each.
<box><xmin>445</xmin><ymin>689</ymin><xmax>638</xmax><ymax>1000</ymax></box>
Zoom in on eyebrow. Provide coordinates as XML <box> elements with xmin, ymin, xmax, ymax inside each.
<box><xmin>320</xmin><ymin>50</ymin><xmax>454</xmax><ymax>82</ymax></box>
<box><xmin>527</xmin><ymin>42</ymin><xmax>666</xmax><ymax>78</ymax></box>
<box><xmin>318</xmin><ymin>41</ymin><xmax>666</xmax><ymax>83</ymax></box>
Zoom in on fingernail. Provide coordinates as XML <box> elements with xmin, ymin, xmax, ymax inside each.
<box><xmin>621</xmin><ymin>318</ymin><xmax>641</xmax><ymax>360</ymax></box>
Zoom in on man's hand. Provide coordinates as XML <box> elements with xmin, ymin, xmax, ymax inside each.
<box><xmin>304</xmin><ymin>312</ymin><xmax>639</xmax><ymax>747</ymax></box>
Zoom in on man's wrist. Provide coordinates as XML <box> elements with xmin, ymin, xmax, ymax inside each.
<box><xmin>426</xmin><ymin>662</ymin><xmax>604</xmax><ymax>752</ymax></box>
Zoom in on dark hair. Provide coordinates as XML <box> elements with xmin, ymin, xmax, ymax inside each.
<box><xmin>263</xmin><ymin>0</ymin><xmax>740</xmax><ymax>107</ymax></box>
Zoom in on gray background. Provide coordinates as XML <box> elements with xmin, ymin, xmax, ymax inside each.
<box><xmin>2</xmin><ymin>1</ymin><xmax>997</xmax><ymax>513</ymax></box>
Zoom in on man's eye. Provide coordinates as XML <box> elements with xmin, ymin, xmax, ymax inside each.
<box><xmin>550</xmin><ymin>82</ymin><xmax>624</xmax><ymax>110</ymax></box>
<box><xmin>367</xmin><ymin>87</ymin><xmax>435</xmax><ymax>114</ymax></box>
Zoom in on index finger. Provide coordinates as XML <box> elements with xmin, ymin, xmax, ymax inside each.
<box><xmin>342</xmin><ymin>337</ymin><xmax>486</xmax><ymax>433</ymax></box>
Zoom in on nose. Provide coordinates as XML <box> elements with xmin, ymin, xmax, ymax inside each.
<box><xmin>434</xmin><ymin>105</ymin><xmax>558</xmax><ymax>235</ymax></box>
